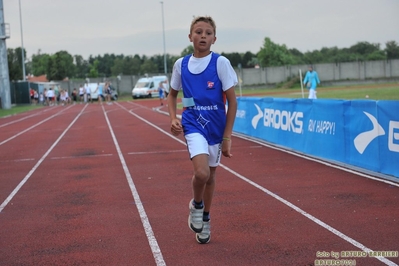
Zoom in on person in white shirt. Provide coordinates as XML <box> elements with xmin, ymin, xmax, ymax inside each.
<box><xmin>84</xmin><ymin>83</ymin><xmax>91</xmax><ymax>103</ymax></box>
<box><xmin>64</xmin><ymin>90</ymin><xmax>71</xmax><ymax>104</ymax></box>
<box><xmin>60</xmin><ymin>89</ymin><xmax>67</xmax><ymax>105</ymax></box>
<box><xmin>79</xmin><ymin>85</ymin><xmax>84</xmax><ymax>103</ymax></box>
<box><xmin>47</xmin><ymin>88</ymin><xmax>55</xmax><ymax>106</ymax></box>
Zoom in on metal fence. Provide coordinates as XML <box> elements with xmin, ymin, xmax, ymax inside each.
<box><xmin>9</xmin><ymin>59</ymin><xmax>399</xmax><ymax>104</ymax></box>
<box><xmin>238</xmin><ymin>59</ymin><xmax>399</xmax><ymax>86</ymax></box>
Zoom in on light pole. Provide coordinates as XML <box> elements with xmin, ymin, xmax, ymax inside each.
<box><xmin>160</xmin><ymin>1</ymin><xmax>167</xmax><ymax>74</ymax></box>
<box><xmin>19</xmin><ymin>0</ymin><xmax>26</xmax><ymax>81</ymax></box>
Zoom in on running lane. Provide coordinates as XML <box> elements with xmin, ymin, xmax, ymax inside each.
<box><xmin>0</xmin><ymin>99</ymin><xmax>397</xmax><ymax>266</ymax></box>
<box><xmin>113</xmin><ymin>100</ymin><xmax>399</xmax><ymax>266</ymax></box>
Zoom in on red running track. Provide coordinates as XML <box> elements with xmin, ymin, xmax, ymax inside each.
<box><xmin>0</xmin><ymin>100</ymin><xmax>398</xmax><ymax>266</ymax></box>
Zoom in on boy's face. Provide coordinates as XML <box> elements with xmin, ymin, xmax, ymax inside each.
<box><xmin>189</xmin><ymin>21</ymin><xmax>216</xmax><ymax>53</ymax></box>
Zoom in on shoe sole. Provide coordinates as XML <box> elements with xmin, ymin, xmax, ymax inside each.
<box><xmin>196</xmin><ymin>233</ymin><xmax>210</xmax><ymax>244</ymax></box>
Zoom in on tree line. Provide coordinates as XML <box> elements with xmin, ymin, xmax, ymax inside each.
<box><xmin>7</xmin><ymin>38</ymin><xmax>399</xmax><ymax>81</ymax></box>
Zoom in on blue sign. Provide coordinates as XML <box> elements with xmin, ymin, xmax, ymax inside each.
<box><xmin>234</xmin><ymin>98</ymin><xmax>399</xmax><ymax>179</ymax></box>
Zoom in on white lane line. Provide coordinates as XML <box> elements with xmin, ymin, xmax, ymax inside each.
<box><xmin>0</xmin><ymin>154</ymin><xmax>112</xmax><ymax>164</ymax></box>
<box><xmin>0</xmin><ymin>105</ymin><xmax>74</xmax><ymax>146</ymax></box>
<box><xmin>118</xmin><ymin>102</ymin><xmax>398</xmax><ymax>266</ymax></box>
<box><xmin>102</xmin><ymin>104</ymin><xmax>165</xmax><ymax>266</ymax></box>
<box><xmin>50</xmin><ymin>154</ymin><xmax>113</xmax><ymax>160</ymax></box>
<box><xmin>155</xmin><ymin>107</ymin><xmax>399</xmax><ymax>186</ymax></box>
<box><xmin>219</xmin><ymin>165</ymin><xmax>397</xmax><ymax>266</ymax></box>
<box><xmin>0</xmin><ymin>106</ymin><xmax>56</xmax><ymax>127</ymax></box>
<box><xmin>0</xmin><ymin>105</ymin><xmax>88</xmax><ymax>213</ymax></box>
<box><xmin>128</xmin><ymin>149</ymin><xmax>187</xmax><ymax>155</ymax></box>
<box><xmin>0</xmin><ymin>112</ymin><xmax>41</xmax><ymax>128</ymax></box>
<box><xmin>0</xmin><ymin>158</ymin><xmax>35</xmax><ymax>163</ymax></box>
<box><xmin>233</xmin><ymin>133</ymin><xmax>399</xmax><ymax>188</ymax></box>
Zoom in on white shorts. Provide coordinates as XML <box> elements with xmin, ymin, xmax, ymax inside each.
<box><xmin>185</xmin><ymin>133</ymin><xmax>222</xmax><ymax>167</ymax></box>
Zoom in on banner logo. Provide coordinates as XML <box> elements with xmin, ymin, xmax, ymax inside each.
<box><xmin>251</xmin><ymin>104</ymin><xmax>263</xmax><ymax>129</ymax></box>
<box><xmin>389</xmin><ymin>121</ymin><xmax>399</xmax><ymax>152</ymax></box>
<box><xmin>252</xmin><ymin>104</ymin><xmax>303</xmax><ymax>133</ymax></box>
<box><xmin>354</xmin><ymin>112</ymin><xmax>385</xmax><ymax>154</ymax></box>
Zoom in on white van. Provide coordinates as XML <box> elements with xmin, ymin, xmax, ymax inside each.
<box><xmin>132</xmin><ymin>75</ymin><xmax>169</xmax><ymax>99</ymax></box>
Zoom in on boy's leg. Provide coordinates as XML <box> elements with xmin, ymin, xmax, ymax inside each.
<box><xmin>196</xmin><ymin>163</ymin><xmax>217</xmax><ymax>244</ymax></box>
<box><xmin>191</xmin><ymin>154</ymin><xmax>210</xmax><ymax>202</ymax></box>
<box><xmin>186</xmin><ymin>133</ymin><xmax>221</xmax><ymax>243</ymax></box>
<box><xmin>189</xmin><ymin>154</ymin><xmax>209</xmax><ymax>233</ymax></box>
<box><xmin>203</xmin><ymin>167</ymin><xmax>216</xmax><ymax>213</ymax></box>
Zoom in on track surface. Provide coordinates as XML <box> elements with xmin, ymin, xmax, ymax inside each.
<box><xmin>0</xmin><ymin>100</ymin><xmax>398</xmax><ymax>266</ymax></box>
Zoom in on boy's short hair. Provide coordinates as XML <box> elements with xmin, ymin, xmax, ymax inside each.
<box><xmin>190</xmin><ymin>16</ymin><xmax>216</xmax><ymax>35</ymax></box>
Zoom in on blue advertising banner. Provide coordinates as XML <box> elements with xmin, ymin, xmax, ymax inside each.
<box><xmin>234</xmin><ymin>98</ymin><xmax>399</xmax><ymax>179</ymax></box>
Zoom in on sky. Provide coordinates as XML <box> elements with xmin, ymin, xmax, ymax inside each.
<box><xmin>2</xmin><ymin>0</ymin><xmax>399</xmax><ymax>60</ymax></box>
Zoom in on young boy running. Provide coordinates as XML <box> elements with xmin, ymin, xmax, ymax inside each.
<box><xmin>168</xmin><ymin>16</ymin><xmax>238</xmax><ymax>244</ymax></box>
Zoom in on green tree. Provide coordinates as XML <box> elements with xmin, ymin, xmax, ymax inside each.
<box><xmin>7</xmin><ymin>48</ymin><xmax>23</xmax><ymax>81</ymax></box>
<box><xmin>222</xmin><ymin>52</ymin><xmax>242</xmax><ymax>68</ymax></box>
<box><xmin>140</xmin><ymin>59</ymin><xmax>158</xmax><ymax>74</ymax></box>
<box><xmin>242</xmin><ymin>51</ymin><xmax>256</xmax><ymax>68</ymax></box>
<box><xmin>349</xmin><ymin>41</ymin><xmax>381</xmax><ymax>56</ymax></box>
<box><xmin>88</xmin><ymin>59</ymin><xmax>99</xmax><ymax>78</ymax></box>
<box><xmin>288</xmin><ymin>48</ymin><xmax>305</xmax><ymax>65</ymax></box>
<box><xmin>31</xmin><ymin>53</ymin><xmax>50</xmax><ymax>76</ymax></box>
<box><xmin>303</xmin><ymin>50</ymin><xmax>324</xmax><ymax>64</ymax></box>
<box><xmin>385</xmin><ymin>41</ymin><xmax>399</xmax><ymax>59</ymax></box>
<box><xmin>366</xmin><ymin>50</ymin><xmax>386</xmax><ymax>61</ymax></box>
<box><xmin>74</xmin><ymin>55</ymin><xmax>89</xmax><ymax>78</ymax></box>
<box><xmin>111</xmin><ymin>58</ymin><xmax>124</xmax><ymax>77</ymax></box>
<box><xmin>111</xmin><ymin>56</ymin><xmax>142</xmax><ymax>76</ymax></box>
<box><xmin>46</xmin><ymin>51</ymin><xmax>75</xmax><ymax>81</ymax></box>
<box><xmin>257</xmin><ymin>37</ymin><xmax>294</xmax><ymax>67</ymax></box>
<box><xmin>180</xmin><ymin>45</ymin><xmax>194</xmax><ymax>57</ymax></box>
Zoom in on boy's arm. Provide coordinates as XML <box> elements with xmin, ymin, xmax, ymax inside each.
<box><xmin>222</xmin><ymin>87</ymin><xmax>237</xmax><ymax>158</ymax></box>
<box><xmin>167</xmin><ymin>89</ymin><xmax>183</xmax><ymax>136</ymax></box>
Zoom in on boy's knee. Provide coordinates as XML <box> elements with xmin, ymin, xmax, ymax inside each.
<box><xmin>194</xmin><ymin>168</ymin><xmax>210</xmax><ymax>183</ymax></box>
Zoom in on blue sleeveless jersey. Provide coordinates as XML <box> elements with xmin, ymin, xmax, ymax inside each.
<box><xmin>181</xmin><ymin>53</ymin><xmax>226</xmax><ymax>145</ymax></box>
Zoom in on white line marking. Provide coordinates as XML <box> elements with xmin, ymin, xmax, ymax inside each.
<box><xmin>233</xmin><ymin>134</ymin><xmax>399</xmax><ymax>188</ymax></box>
<box><xmin>0</xmin><ymin>105</ymin><xmax>88</xmax><ymax>213</ymax></box>
<box><xmin>0</xmin><ymin>105</ymin><xmax>74</xmax><ymax>146</ymax></box>
<box><xmin>155</xmin><ymin>107</ymin><xmax>399</xmax><ymax>186</ymax></box>
<box><xmin>50</xmin><ymin>154</ymin><xmax>113</xmax><ymax>160</ymax></box>
<box><xmin>219</xmin><ymin>165</ymin><xmax>397</xmax><ymax>266</ymax></box>
<box><xmin>121</xmin><ymin>102</ymin><xmax>398</xmax><ymax>266</ymax></box>
<box><xmin>128</xmin><ymin>149</ymin><xmax>187</xmax><ymax>155</ymax></box>
<box><xmin>0</xmin><ymin>106</ymin><xmax>56</xmax><ymax>126</ymax></box>
<box><xmin>0</xmin><ymin>112</ymin><xmax>41</xmax><ymax>128</ymax></box>
<box><xmin>103</xmin><ymin>104</ymin><xmax>165</xmax><ymax>266</ymax></box>
<box><xmin>0</xmin><ymin>158</ymin><xmax>35</xmax><ymax>163</ymax></box>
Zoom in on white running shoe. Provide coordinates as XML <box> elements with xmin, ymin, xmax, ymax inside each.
<box><xmin>188</xmin><ymin>199</ymin><xmax>203</xmax><ymax>233</ymax></box>
<box><xmin>196</xmin><ymin>220</ymin><xmax>210</xmax><ymax>244</ymax></box>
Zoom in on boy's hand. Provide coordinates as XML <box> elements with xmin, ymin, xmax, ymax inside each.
<box><xmin>222</xmin><ymin>139</ymin><xmax>232</xmax><ymax>158</ymax></box>
<box><xmin>170</xmin><ymin>118</ymin><xmax>183</xmax><ymax>136</ymax></box>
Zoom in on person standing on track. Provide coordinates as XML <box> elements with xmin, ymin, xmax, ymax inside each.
<box><xmin>167</xmin><ymin>16</ymin><xmax>238</xmax><ymax>244</ymax></box>
<box><xmin>33</xmin><ymin>90</ymin><xmax>39</xmax><ymax>105</ymax></box>
<box><xmin>79</xmin><ymin>85</ymin><xmax>84</xmax><ymax>103</ymax></box>
<box><xmin>104</xmin><ymin>82</ymin><xmax>111</xmax><ymax>104</ymax></box>
<box><xmin>71</xmin><ymin>88</ymin><xmax>78</xmax><ymax>104</ymax></box>
<box><xmin>30</xmin><ymin>88</ymin><xmax>35</xmax><ymax>104</ymax></box>
<box><xmin>95</xmin><ymin>82</ymin><xmax>104</xmax><ymax>104</ymax></box>
<box><xmin>303</xmin><ymin>65</ymin><xmax>320</xmax><ymax>99</ymax></box>
<box><xmin>47</xmin><ymin>87</ymin><xmax>55</xmax><ymax>106</ymax></box>
<box><xmin>158</xmin><ymin>81</ymin><xmax>165</xmax><ymax>106</ymax></box>
<box><xmin>84</xmin><ymin>82</ymin><xmax>92</xmax><ymax>103</ymax></box>
<box><xmin>43</xmin><ymin>88</ymin><xmax>48</xmax><ymax>106</ymax></box>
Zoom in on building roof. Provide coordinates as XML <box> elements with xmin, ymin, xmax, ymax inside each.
<box><xmin>27</xmin><ymin>75</ymin><xmax>48</xmax><ymax>82</ymax></box>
